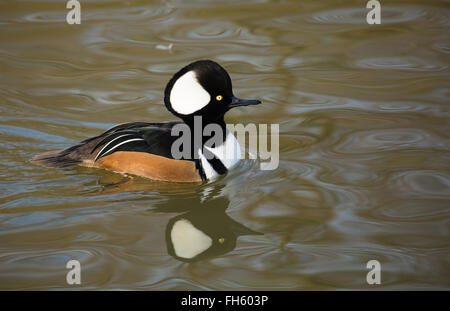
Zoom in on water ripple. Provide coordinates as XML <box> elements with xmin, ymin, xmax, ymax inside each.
<box><xmin>308</xmin><ymin>6</ymin><xmax>426</xmax><ymax>25</ymax></box>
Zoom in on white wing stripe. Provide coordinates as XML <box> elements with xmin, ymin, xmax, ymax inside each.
<box><xmin>95</xmin><ymin>136</ymin><xmax>144</xmax><ymax>161</ymax></box>
<box><xmin>94</xmin><ymin>134</ymin><xmax>133</xmax><ymax>161</ymax></box>
<box><xmin>100</xmin><ymin>138</ymin><xmax>145</xmax><ymax>158</ymax></box>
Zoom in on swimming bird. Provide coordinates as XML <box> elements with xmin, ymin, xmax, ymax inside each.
<box><xmin>31</xmin><ymin>60</ymin><xmax>261</xmax><ymax>182</ymax></box>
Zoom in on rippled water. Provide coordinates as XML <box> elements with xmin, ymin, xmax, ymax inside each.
<box><xmin>1</xmin><ymin>0</ymin><xmax>449</xmax><ymax>290</ymax></box>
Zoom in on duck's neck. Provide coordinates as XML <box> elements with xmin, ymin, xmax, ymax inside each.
<box><xmin>182</xmin><ymin>115</ymin><xmax>241</xmax><ymax>180</ymax></box>
<box><xmin>183</xmin><ymin>115</ymin><xmax>227</xmax><ymax>145</ymax></box>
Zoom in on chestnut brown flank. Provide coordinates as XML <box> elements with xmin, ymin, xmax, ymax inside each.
<box><xmin>83</xmin><ymin>151</ymin><xmax>202</xmax><ymax>183</ymax></box>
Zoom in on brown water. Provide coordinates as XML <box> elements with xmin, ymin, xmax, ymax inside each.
<box><xmin>1</xmin><ymin>0</ymin><xmax>449</xmax><ymax>290</ymax></box>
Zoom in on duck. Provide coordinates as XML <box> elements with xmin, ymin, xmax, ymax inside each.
<box><xmin>31</xmin><ymin>60</ymin><xmax>261</xmax><ymax>182</ymax></box>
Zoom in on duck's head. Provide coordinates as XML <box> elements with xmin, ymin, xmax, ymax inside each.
<box><xmin>164</xmin><ymin>60</ymin><xmax>261</xmax><ymax>123</ymax></box>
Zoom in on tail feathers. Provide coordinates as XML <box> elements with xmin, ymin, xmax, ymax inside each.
<box><xmin>30</xmin><ymin>149</ymin><xmax>83</xmax><ymax>168</ymax></box>
<box><xmin>29</xmin><ymin>123</ymin><xmax>148</xmax><ymax>169</ymax></box>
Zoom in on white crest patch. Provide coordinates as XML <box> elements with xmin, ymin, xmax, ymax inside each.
<box><xmin>171</xmin><ymin>219</ymin><xmax>212</xmax><ymax>259</ymax></box>
<box><xmin>170</xmin><ymin>71</ymin><xmax>211</xmax><ymax>115</ymax></box>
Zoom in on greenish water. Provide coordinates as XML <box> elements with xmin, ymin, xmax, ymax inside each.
<box><xmin>0</xmin><ymin>0</ymin><xmax>449</xmax><ymax>290</ymax></box>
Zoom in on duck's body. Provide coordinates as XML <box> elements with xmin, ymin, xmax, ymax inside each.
<box><xmin>31</xmin><ymin>60</ymin><xmax>260</xmax><ymax>182</ymax></box>
<box><xmin>32</xmin><ymin>121</ymin><xmax>202</xmax><ymax>182</ymax></box>
<box><xmin>32</xmin><ymin>120</ymin><xmax>241</xmax><ymax>182</ymax></box>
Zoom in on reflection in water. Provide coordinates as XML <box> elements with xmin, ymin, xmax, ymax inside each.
<box><xmin>100</xmin><ymin>174</ymin><xmax>262</xmax><ymax>263</ymax></box>
<box><xmin>155</xmin><ymin>184</ymin><xmax>261</xmax><ymax>263</ymax></box>
<box><xmin>166</xmin><ymin>201</ymin><xmax>261</xmax><ymax>263</ymax></box>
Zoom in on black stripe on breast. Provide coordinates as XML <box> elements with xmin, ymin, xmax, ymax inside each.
<box><xmin>207</xmin><ymin>157</ymin><xmax>228</xmax><ymax>175</ymax></box>
<box><xmin>195</xmin><ymin>159</ymin><xmax>207</xmax><ymax>181</ymax></box>
<box><xmin>201</xmin><ymin>147</ymin><xmax>228</xmax><ymax>177</ymax></box>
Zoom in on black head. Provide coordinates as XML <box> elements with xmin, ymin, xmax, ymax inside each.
<box><xmin>164</xmin><ymin>60</ymin><xmax>261</xmax><ymax>122</ymax></box>
<box><xmin>165</xmin><ymin>203</ymin><xmax>261</xmax><ymax>263</ymax></box>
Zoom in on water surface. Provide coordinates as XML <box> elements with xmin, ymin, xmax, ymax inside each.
<box><xmin>0</xmin><ymin>0</ymin><xmax>449</xmax><ymax>290</ymax></box>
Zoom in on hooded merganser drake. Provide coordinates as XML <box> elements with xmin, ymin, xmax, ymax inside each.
<box><xmin>31</xmin><ymin>60</ymin><xmax>261</xmax><ymax>182</ymax></box>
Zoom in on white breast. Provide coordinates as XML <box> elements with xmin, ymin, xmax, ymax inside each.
<box><xmin>198</xmin><ymin>131</ymin><xmax>241</xmax><ymax>180</ymax></box>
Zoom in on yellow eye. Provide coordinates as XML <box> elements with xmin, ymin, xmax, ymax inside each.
<box><xmin>216</xmin><ymin>95</ymin><xmax>223</xmax><ymax>101</ymax></box>
<box><xmin>218</xmin><ymin>237</ymin><xmax>225</xmax><ymax>244</ymax></box>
